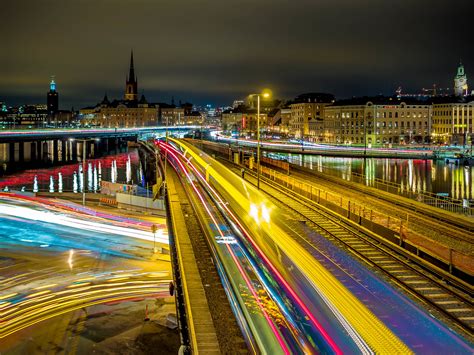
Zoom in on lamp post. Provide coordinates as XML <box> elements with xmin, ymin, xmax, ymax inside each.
<box><xmin>250</xmin><ymin>91</ymin><xmax>270</xmax><ymax>190</ymax></box>
<box><xmin>364</xmin><ymin>113</ymin><xmax>367</xmax><ymax>157</ymax></box>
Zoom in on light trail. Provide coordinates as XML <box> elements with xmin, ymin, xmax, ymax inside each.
<box><xmin>168</xmin><ymin>138</ymin><xmax>412</xmax><ymax>354</ymax></box>
<box><xmin>164</xmin><ymin>140</ymin><xmax>344</xmax><ymax>353</ymax></box>
<box><xmin>165</xmin><ymin>143</ymin><xmax>292</xmax><ymax>353</ymax></box>
<box><xmin>216</xmin><ymin>135</ymin><xmax>434</xmax><ymax>155</ymax></box>
<box><xmin>163</xmin><ymin>141</ymin><xmax>338</xmax><ymax>353</ymax></box>
<box><xmin>0</xmin><ymin>203</ymin><xmax>168</xmax><ymax>244</ymax></box>
<box><xmin>0</xmin><ymin>271</ymin><xmax>172</xmax><ymax>339</ymax></box>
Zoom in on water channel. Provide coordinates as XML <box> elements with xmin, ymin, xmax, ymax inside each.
<box><xmin>267</xmin><ymin>152</ymin><xmax>473</xmax><ymax>201</ymax></box>
<box><xmin>1</xmin><ymin>146</ymin><xmax>472</xmax><ymax>202</ymax></box>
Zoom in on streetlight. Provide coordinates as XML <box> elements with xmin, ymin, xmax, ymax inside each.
<box><xmin>249</xmin><ymin>90</ymin><xmax>271</xmax><ymax>189</ymax></box>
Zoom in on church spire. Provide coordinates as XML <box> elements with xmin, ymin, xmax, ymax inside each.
<box><xmin>124</xmin><ymin>50</ymin><xmax>138</xmax><ymax>101</ymax></box>
<box><xmin>128</xmin><ymin>50</ymin><xmax>135</xmax><ymax>82</ymax></box>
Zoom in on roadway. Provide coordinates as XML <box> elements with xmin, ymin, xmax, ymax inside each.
<box><xmin>0</xmin><ymin>193</ymin><xmax>170</xmax><ymax>352</ymax></box>
<box><xmin>215</xmin><ymin>136</ymin><xmax>436</xmax><ymax>159</ymax></box>
<box><xmin>162</xmin><ymin>138</ymin><xmax>474</xmax><ymax>353</ymax></box>
<box><xmin>0</xmin><ymin>126</ymin><xmax>197</xmax><ymax>143</ymax></box>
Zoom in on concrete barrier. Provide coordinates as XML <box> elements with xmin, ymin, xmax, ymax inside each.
<box><xmin>116</xmin><ymin>192</ymin><xmax>165</xmax><ymax>215</ymax></box>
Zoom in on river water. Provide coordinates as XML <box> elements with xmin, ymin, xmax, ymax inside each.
<box><xmin>268</xmin><ymin>153</ymin><xmax>473</xmax><ymax>201</ymax></box>
<box><xmin>1</xmin><ymin>147</ymin><xmax>472</xmax><ymax>201</ymax></box>
<box><xmin>0</xmin><ymin>148</ymin><xmax>144</xmax><ymax>193</ymax></box>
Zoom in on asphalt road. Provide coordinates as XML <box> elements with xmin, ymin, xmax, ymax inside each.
<box><xmin>0</xmin><ymin>194</ymin><xmax>171</xmax><ymax>353</ymax></box>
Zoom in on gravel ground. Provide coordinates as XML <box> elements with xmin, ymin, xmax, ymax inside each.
<box><xmin>173</xmin><ymin>171</ymin><xmax>249</xmax><ymax>354</ymax></box>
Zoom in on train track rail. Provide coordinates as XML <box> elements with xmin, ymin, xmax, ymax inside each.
<box><xmin>236</xmin><ymin>166</ymin><xmax>474</xmax><ymax>338</ymax></box>
<box><xmin>291</xmin><ymin>165</ymin><xmax>474</xmax><ymax>237</ymax></box>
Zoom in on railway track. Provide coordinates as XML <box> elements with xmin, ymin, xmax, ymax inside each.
<box><xmin>291</xmin><ymin>166</ymin><xmax>474</xmax><ymax>239</ymax></box>
<box><xmin>236</xmin><ymin>166</ymin><xmax>474</xmax><ymax>338</ymax></box>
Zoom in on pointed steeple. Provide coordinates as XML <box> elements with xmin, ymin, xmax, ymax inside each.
<box><xmin>124</xmin><ymin>50</ymin><xmax>138</xmax><ymax>101</ymax></box>
<box><xmin>128</xmin><ymin>50</ymin><xmax>135</xmax><ymax>82</ymax></box>
<box><xmin>101</xmin><ymin>92</ymin><xmax>110</xmax><ymax>105</ymax></box>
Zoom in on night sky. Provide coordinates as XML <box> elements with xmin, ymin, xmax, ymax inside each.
<box><xmin>1</xmin><ymin>0</ymin><xmax>473</xmax><ymax>109</ymax></box>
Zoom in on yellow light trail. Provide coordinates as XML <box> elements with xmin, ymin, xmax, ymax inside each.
<box><xmin>171</xmin><ymin>138</ymin><xmax>412</xmax><ymax>354</ymax></box>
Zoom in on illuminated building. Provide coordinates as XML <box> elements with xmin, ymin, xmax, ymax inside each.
<box><xmin>289</xmin><ymin>93</ymin><xmax>335</xmax><ymax>141</ymax></box>
<box><xmin>158</xmin><ymin>103</ymin><xmax>185</xmax><ymax>125</ymax></box>
<box><xmin>432</xmin><ymin>97</ymin><xmax>474</xmax><ymax>145</ymax></box>
<box><xmin>454</xmin><ymin>62</ymin><xmax>468</xmax><ymax>97</ymax></box>
<box><xmin>324</xmin><ymin>97</ymin><xmax>432</xmax><ymax>145</ymax></box>
<box><xmin>47</xmin><ymin>76</ymin><xmax>59</xmax><ymax>114</ymax></box>
<box><xmin>222</xmin><ymin>106</ymin><xmax>268</xmax><ymax>137</ymax></box>
<box><xmin>183</xmin><ymin>111</ymin><xmax>204</xmax><ymax>125</ymax></box>
<box><xmin>79</xmin><ymin>52</ymin><xmax>158</xmax><ymax>127</ymax></box>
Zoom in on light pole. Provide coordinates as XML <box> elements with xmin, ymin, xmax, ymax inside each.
<box><xmin>250</xmin><ymin>91</ymin><xmax>270</xmax><ymax>190</ymax></box>
<box><xmin>364</xmin><ymin>113</ymin><xmax>367</xmax><ymax>157</ymax></box>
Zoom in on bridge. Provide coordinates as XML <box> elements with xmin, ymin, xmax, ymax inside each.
<box><xmin>0</xmin><ymin>126</ymin><xmax>197</xmax><ymax>143</ymax></box>
<box><xmin>0</xmin><ymin>126</ymin><xmax>197</xmax><ymax>173</ymax></box>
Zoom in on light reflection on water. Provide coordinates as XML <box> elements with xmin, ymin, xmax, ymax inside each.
<box><xmin>277</xmin><ymin>153</ymin><xmax>473</xmax><ymax>200</ymax></box>
<box><xmin>0</xmin><ymin>149</ymin><xmax>142</xmax><ymax>193</ymax></box>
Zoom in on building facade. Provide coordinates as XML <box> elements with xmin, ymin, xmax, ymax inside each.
<box><xmin>80</xmin><ymin>94</ymin><xmax>158</xmax><ymax>128</ymax></box>
<box><xmin>289</xmin><ymin>93</ymin><xmax>335</xmax><ymax>141</ymax></box>
<box><xmin>159</xmin><ymin>104</ymin><xmax>185</xmax><ymax>125</ymax></box>
<box><xmin>79</xmin><ymin>52</ymin><xmax>158</xmax><ymax>127</ymax></box>
<box><xmin>221</xmin><ymin>107</ymin><xmax>268</xmax><ymax>137</ymax></box>
<box><xmin>323</xmin><ymin>98</ymin><xmax>432</xmax><ymax>145</ymax></box>
<box><xmin>432</xmin><ymin>99</ymin><xmax>474</xmax><ymax>145</ymax></box>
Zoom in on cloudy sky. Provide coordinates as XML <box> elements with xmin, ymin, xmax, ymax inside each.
<box><xmin>1</xmin><ymin>0</ymin><xmax>472</xmax><ymax>109</ymax></box>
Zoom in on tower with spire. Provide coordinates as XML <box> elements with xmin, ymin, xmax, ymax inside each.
<box><xmin>454</xmin><ymin>61</ymin><xmax>468</xmax><ymax>96</ymax></box>
<box><xmin>124</xmin><ymin>51</ymin><xmax>138</xmax><ymax>101</ymax></box>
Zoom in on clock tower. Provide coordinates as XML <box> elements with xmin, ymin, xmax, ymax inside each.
<box><xmin>454</xmin><ymin>62</ymin><xmax>468</xmax><ymax>96</ymax></box>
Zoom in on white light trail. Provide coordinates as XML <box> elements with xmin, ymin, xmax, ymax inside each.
<box><xmin>0</xmin><ymin>204</ymin><xmax>169</xmax><ymax>244</ymax></box>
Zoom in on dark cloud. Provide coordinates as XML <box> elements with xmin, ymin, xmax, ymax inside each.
<box><xmin>1</xmin><ymin>0</ymin><xmax>472</xmax><ymax>108</ymax></box>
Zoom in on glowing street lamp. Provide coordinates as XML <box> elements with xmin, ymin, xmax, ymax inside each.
<box><xmin>249</xmin><ymin>90</ymin><xmax>271</xmax><ymax>189</ymax></box>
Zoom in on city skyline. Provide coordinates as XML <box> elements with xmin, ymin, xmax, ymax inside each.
<box><xmin>1</xmin><ymin>0</ymin><xmax>473</xmax><ymax>108</ymax></box>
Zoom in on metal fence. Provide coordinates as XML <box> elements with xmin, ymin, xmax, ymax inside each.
<box><xmin>289</xmin><ymin>161</ymin><xmax>473</xmax><ymax>216</ymax></box>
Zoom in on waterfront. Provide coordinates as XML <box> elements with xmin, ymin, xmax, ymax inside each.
<box><xmin>0</xmin><ymin>149</ymin><xmax>142</xmax><ymax>193</ymax></box>
<box><xmin>276</xmin><ymin>153</ymin><xmax>474</xmax><ymax>201</ymax></box>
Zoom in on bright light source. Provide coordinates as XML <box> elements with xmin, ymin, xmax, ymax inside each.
<box><xmin>261</xmin><ymin>203</ymin><xmax>270</xmax><ymax>223</ymax></box>
<box><xmin>262</xmin><ymin>89</ymin><xmax>272</xmax><ymax>98</ymax></box>
<box><xmin>249</xmin><ymin>203</ymin><xmax>259</xmax><ymax>223</ymax></box>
